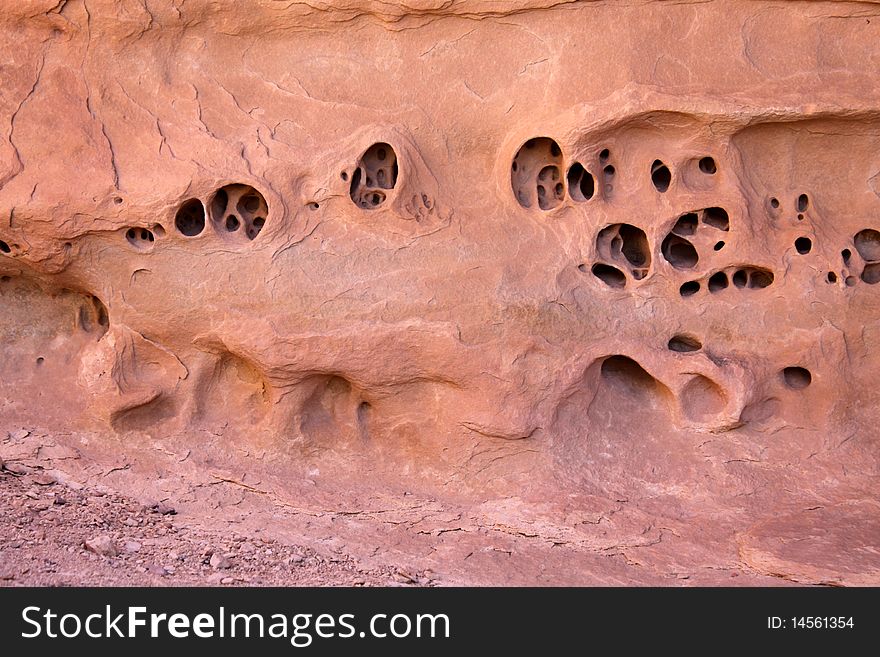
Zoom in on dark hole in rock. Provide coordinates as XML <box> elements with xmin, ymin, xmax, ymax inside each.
<box><xmin>672</xmin><ymin>213</ymin><xmax>698</xmax><ymax>236</ymax></box>
<box><xmin>714</xmin><ymin>241</ymin><xmax>725</xmax><ymax>251</ymax></box>
<box><xmin>842</xmin><ymin>249</ymin><xmax>851</xmax><ymax>263</ymax></box>
<box><xmin>827</xmin><ymin>271</ymin><xmax>838</xmax><ymax>283</ymax></box>
<box><xmin>668</xmin><ymin>334</ymin><xmax>702</xmax><ymax>352</ymax></box>
<box><xmin>349</xmin><ymin>167</ymin><xmax>362</xmax><ymax>197</ymax></box>
<box><xmin>862</xmin><ymin>263</ymin><xmax>880</xmax><ymax>284</ymax></box>
<box><xmin>604</xmin><ymin>165</ymin><xmax>615</xmax><ymax>178</ymax></box>
<box><xmin>748</xmin><ymin>269</ymin><xmax>774</xmax><ymax>289</ymax></box>
<box><xmin>699</xmin><ymin>157</ymin><xmax>716</xmax><ymax>174</ymax></box>
<box><xmin>226</xmin><ymin>215</ymin><xmax>240</xmax><ymax>232</ymax></box>
<box><xmin>538</xmin><ymin>165</ymin><xmax>559</xmax><ymax>182</ymax></box>
<box><xmin>661</xmin><ymin>234</ymin><xmax>699</xmax><ymax>269</ymax></box>
<box><xmin>862</xmin><ymin>262</ymin><xmax>880</xmax><ymax>285</ymax></box>
<box><xmin>567</xmin><ymin>163</ymin><xmax>594</xmax><ymax>201</ymax></box>
<box><xmin>592</xmin><ymin>263</ymin><xmax>626</xmax><ymax>288</ymax></box>
<box><xmin>599</xmin><ymin>148</ymin><xmax>610</xmax><ymax>161</ymax></box>
<box><xmin>797</xmin><ymin>214</ymin><xmax>804</xmax><ymax>221</ymax></box>
<box><xmin>708</xmin><ymin>271</ymin><xmax>728</xmax><ymax>292</ymax></box>
<box><xmin>618</xmin><ymin>224</ymin><xmax>650</xmax><ymax>267</ymax></box>
<box><xmin>211</xmin><ymin>189</ymin><xmax>228</xmax><ymax>222</ymax></box>
<box><xmin>651</xmin><ymin>159</ymin><xmax>671</xmax><ymax>192</ymax></box>
<box><xmin>854</xmin><ymin>229</ymin><xmax>880</xmax><ymax>261</ymax></box>
<box><xmin>733</xmin><ymin>269</ymin><xmax>748</xmax><ymax>288</ymax></box>
<box><xmin>770</xmin><ymin>197</ymin><xmax>780</xmax><ymax>209</ymax></box>
<box><xmin>241</xmin><ymin>195</ymin><xmax>260</xmax><ymax>214</ymax></box>
<box><xmin>251</xmin><ymin>217</ymin><xmax>265</xmax><ymax>238</ymax></box>
<box><xmin>126</xmin><ymin>227</ymin><xmax>154</xmax><ymax>247</ymax></box>
<box><xmin>174</xmin><ymin>199</ymin><xmax>206</xmax><ymax>237</ymax></box>
<box><xmin>797</xmin><ymin>194</ymin><xmax>809</xmax><ymax>212</ymax></box>
<box><xmin>36</xmin><ymin>357</ymin><xmax>44</xmax><ymax>365</ymax></box>
<box><xmin>341</xmin><ymin>171</ymin><xmax>348</xmax><ymax>181</ymax></box>
<box><xmin>308</xmin><ymin>202</ymin><xmax>319</xmax><ymax>210</ymax></box>
<box><xmin>114</xmin><ymin>197</ymin><xmax>124</xmax><ymax>204</ymax></box>
<box><xmin>702</xmin><ymin>207</ymin><xmax>729</xmax><ymax>231</ymax></box>
<box><xmin>846</xmin><ymin>275</ymin><xmax>857</xmax><ymax>287</ymax></box>
<box><xmin>0</xmin><ymin>240</ymin><xmax>11</xmax><ymax>253</ymax></box>
<box><xmin>680</xmin><ymin>281</ymin><xmax>700</xmax><ymax>297</ymax></box>
<box><xmin>795</xmin><ymin>237</ymin><xmax>812</xmax><ymax>254</ymax></box>
<box><xmin>351</xmin><ymin>143</ymin><xmax>398</xmax><ymax>208</ymax></box>
<box><xmin>782</xmin><ymin>366</ymin><xmax>811</xmax><ymax>390</ymax></box>
<box><xmin>600</xmin><ymin>356</ymin><xmax>660</xmax><ymax>395</ymax></box>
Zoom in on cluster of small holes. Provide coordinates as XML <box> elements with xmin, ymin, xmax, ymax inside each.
<box><xmin>661</xmin><ymin>207</ymin><xmax>729</xmax><ymax>271</ymax></box>
<box><xmin>175</xmin><ymin>199</ymin><xmax>206</xmax><ymax>237</ymax></box>
<box><xmin>173</xmin><ymin>186</ymin><xmax>268</xmax><ymax>242</ymax></box>
<box><xmin>125</xmin><ymin>227</ymin><xmax>156</xmax><ymax>249</ymax></box>
<box><xmin>511</xmin><ymin>138</ymin><xmax>564</xmax><ymax>210</ymax></box>
<box><xmin>210</xmin><ymin>185</ymin><xmax>268</xmax><ymax>240</ymax></box>
<box><xmin>680</xmin><ymin>267</ymin><xmax>773</xmax><ymax>297</ymax></box>
<box><xmin>349</xmin><ymin>143</ymin><xmax>398</xmax><ymax>210</ymax></box>
<box><xmin>588</xmin><ymin>223</ymin><xmax>651</xmax><ymax>287</ymax></box>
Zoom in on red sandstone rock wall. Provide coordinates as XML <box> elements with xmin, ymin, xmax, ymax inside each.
<box><xmin>1</xmin><ymin>0</ymin><xmax>878</xmax><ymax>585</ymax></box>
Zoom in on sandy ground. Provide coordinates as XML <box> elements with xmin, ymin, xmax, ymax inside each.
<box><xmin>0</xmin><ymin>468</ymin><xmax>430</xmax><ymax>587</ymax></box>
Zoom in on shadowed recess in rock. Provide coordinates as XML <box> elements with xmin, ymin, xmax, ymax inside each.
<box><xmin>350</xmin><ymin>142</ymin><xmax>398</xmax><ymax>209</ymax></box>
<box><xmin>511</xmin><ymin>137</ymin><xmax>564</xmax><ymax>210</ymax></box>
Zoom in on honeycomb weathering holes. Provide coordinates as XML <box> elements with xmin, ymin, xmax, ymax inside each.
<box><xmin>702</xmin><ymin>207</ymin><xmax>729</xmax><ymax>231</ymax></box>
<box><xmin>731</xmin><ymin>267</ymin><xmax>774</xmax><ymax>289</ymax></box>
<box><xmin>698</xmin><ymin>157</ymin><xmax>716</xmax><ymax>174</ymax></box>
<box><xmin>672</xmin><ymin>213</ymin><xmax>698</xmax><ymax>236</ymax></box>
<box><xmin>854</xmin><ymin>229</ymin><xmax>880</xmax><ymax>261</ymax></box>
<box><xmin>591</xmin><ymin>263</ymin><xmax>626</xmax><ymax>288</ymax></box>
<box><xmin>125</xmin><ymin>227</ymin><xmax>155</xmax><ymax>249</ymax></box>
<box><xmin>210</xmin><ymin>184</ymin><xmax>268</xmax><ymax>240</ymax></box>
<box><xmin>350</xmin><ymin>142</ymin><xmax>398</xmax><ymax>210</ymax></box>
<box><xmin>511</xmin><ymin>137</ymin><xmax>564</xmax><ymax>210</ymax></box>
<box><xmin>651</xmin><ymin>159</ymin><xmax>671</xmax><ymax>192</ymax></box>
<box><xmin>854</xmin><ymin>229</ymin><xmax>880</xmax><ymax>284</ymax></box>
<box><xmin>708</xmin><ymin>271</ymin><xmax>729</xmax><ymax>293</ymax></box>
<box><xmin>662</xmin><ymin>234</ymin><xmax>698</xmax><ymax>270</ymax></box>
<box><xmin>174</xmin><ymin>199</ymin><xmax>206</xmax><ymax>237</ymax></box>
<box><xmin>566</xmin><ymin>163</ymin><xmax>595</xmax><ymax>202</ymax></box>
<box><xmin>593</xmin><ymin>223</ymin><xmax>651</xmax><ymax>284</ymax></box>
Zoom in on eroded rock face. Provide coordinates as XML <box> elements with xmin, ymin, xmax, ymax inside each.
<box><xmin>1</xmin><ymin>0</ymin><xmax>879</xmax><ymax>585</ymax></box>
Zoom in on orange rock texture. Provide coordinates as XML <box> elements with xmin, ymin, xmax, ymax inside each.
<box><xmin>1</xmin><ymin>0</ymin><xmax>879</xmax><ymax>585</ymax></box>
